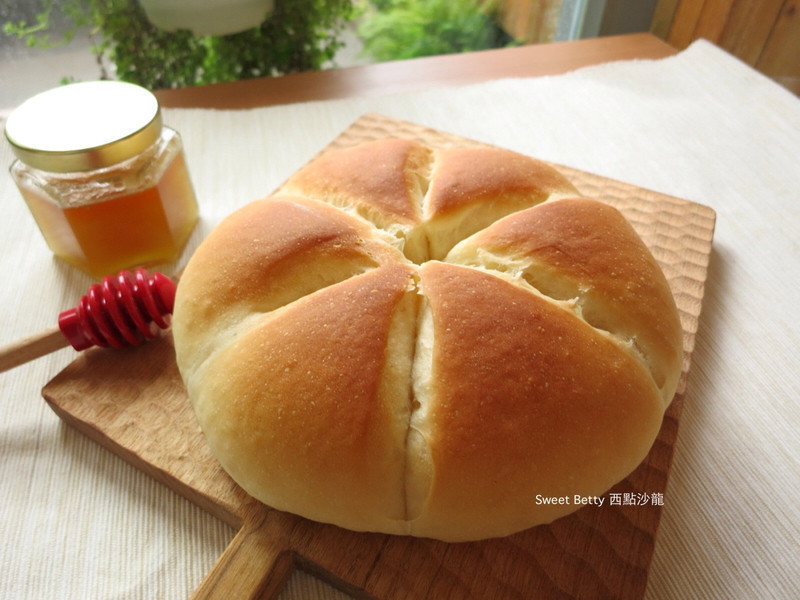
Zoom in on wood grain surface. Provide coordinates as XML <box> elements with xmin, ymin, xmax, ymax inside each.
<box><xmin>153</xmin><ymin>35</ymin><xmax>676</xmax><ymax>110</ymax></box>
<box><xmin>652</xmin><ymin>0</ymin><xmax>799</xmax><ymax>94</ymax></box>
<box><xmin>42</xmin><ymin>114</ymin><xmax>716</xmax><ymax>600</ymax></box>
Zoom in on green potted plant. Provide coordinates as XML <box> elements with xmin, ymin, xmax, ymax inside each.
<box><xmin>3</xmin><ymin>0</ymin><xmax>356</xmax><ymax>90</ymax></box>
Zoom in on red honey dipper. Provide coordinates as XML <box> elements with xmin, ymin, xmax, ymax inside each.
<box><xmin>0</xmin><ymin>269</ymin><xmax>176</xmax><ymax>373</ymax></box>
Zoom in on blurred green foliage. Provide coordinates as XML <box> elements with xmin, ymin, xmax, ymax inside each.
<box><xmin>3</xmin><ymin>0</ymin><xmax>356</xmax><ymax>89</ymax></box>
<box><xmin>356</xmin><ymin>0</ymin><xmax>516</xmax><ymax>63</ymax></box>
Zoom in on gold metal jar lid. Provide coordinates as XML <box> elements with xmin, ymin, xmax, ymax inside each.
<box><xmin>4</xmin><ymin>80</ymin><xmax>163</xmax><ymax>173</ymax></box>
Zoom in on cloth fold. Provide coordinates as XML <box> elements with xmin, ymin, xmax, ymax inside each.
<box><xmin>1</xmin><ymin>39</ymin><xmax>798</xmax><ymax>599</ymax></box>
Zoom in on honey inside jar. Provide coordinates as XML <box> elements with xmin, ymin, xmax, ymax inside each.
<box><xmin>15</xmin><ymin>134</ymin><xmax>198</xmax><ymax>278</ymax></box>
<box><xmin>5</xmin><ymin>81</ymin><xmax>199</xmax><ymax>279</ymax></box>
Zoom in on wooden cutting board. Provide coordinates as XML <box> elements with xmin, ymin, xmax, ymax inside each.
<box><xmin>42</xmin><ymin>114</ymin><xmax>716</xmax><ymax>600</ymax></box>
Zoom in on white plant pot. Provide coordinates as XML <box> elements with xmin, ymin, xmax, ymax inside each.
<box><xmin>138</xmin><ymin>0</ymin><xmax>276</xmax><ymax>36</ymax></box>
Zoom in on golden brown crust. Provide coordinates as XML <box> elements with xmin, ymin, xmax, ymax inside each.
<box><xmin>173</xmin><ymin>138</ymin><xmax>683</xmax><ymax>542</ymax></box>
<box><xmin>426</xmin><ymin>146</ymin><xmax>578</xmax><ymax>217</ymax></box>
<box><xmin>420</xmin><ymin>147</ymin><xmax>580</xmax><ymax>261</ymax></box>
<box><xmin>446</xmin><ymin>197</ymin><xmax>683</xmax><ymax>406</ymax></box>
<box><xmin>279</xmin><ymin>138</ymin><xmax>431</xmax><ymax>225</ymax></box>
<box><xmin>410</xmin><ymin>262</ymin><xmax>663</xmax><ymax>539</ymax></box>
<box><xmin>185</xmin><ymin>264</ymin><xmax>418</xmax><ymax>533</ymax></box>
<box><xmin>173</xmin><ymin>195</ymin><xmax>404</xmax><ymax>375</ymax></box>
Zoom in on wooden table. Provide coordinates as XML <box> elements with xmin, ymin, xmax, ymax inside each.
<box><xmin>6</xmin><ymin>30</ymin><xmax>798</xmax><ymax>600</ymax></box>
<box><xmin>154</xmin><ymin>33</ymin><xmax>676</xmax><ymax>109</ymax></box>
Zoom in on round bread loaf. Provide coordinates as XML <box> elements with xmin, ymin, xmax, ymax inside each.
<box><xmin>172</xmin><ymin>138</ymin><xmax>683</xmax><ymax>542</ymax></box>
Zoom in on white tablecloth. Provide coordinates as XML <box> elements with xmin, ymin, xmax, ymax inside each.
<box><xmin>1</xmin><ymin>39</ymin><xmax>798</xmax><ymax>599</ymax></box>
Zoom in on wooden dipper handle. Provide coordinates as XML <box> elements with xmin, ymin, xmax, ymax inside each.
<box><xmin>0</xmin><ymin>326</ymin><xmax>69</xmax><ymax>374</ymax></box>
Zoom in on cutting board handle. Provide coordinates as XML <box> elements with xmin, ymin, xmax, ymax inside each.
<box><xmin>190</xmin><ymin>504</ymin><xmax>294</xmax><ymax>600</ymax></box>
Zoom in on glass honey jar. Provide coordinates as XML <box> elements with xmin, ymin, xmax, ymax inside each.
<box><xmin>4</xmin><ymin>80</ymin><xmax>199</xmax><ymax>279</ymax></box>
